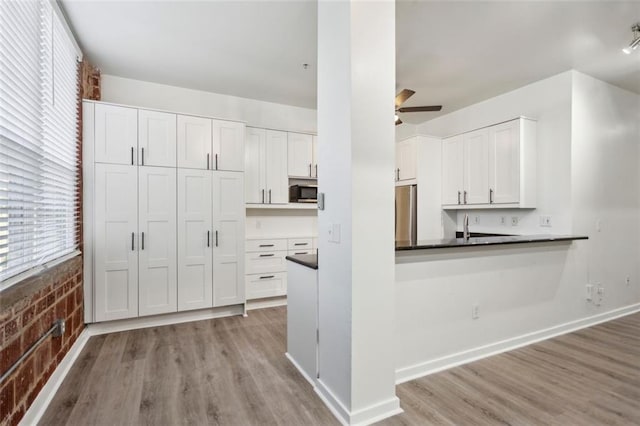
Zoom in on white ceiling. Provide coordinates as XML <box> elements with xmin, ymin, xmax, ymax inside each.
<box><xmin>62</xmin><ymin>1</ymin><xmax>640</xmax><ymax>123</ymax></box>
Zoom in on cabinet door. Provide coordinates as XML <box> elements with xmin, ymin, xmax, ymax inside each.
<box><xmin>213</xmin><ymin>119</ymin><xmax>244</xmax><ymax>171</ymax></box>
<box><xmin>212</xmin><ymin>171</ymin><xmax>245</xmax><ymax>307</ymax></box>
<box><xmin>265</xmin><ymin>130</ymin><xmax>289</xmax><ymax>204</ymax></box>
<box><xmin>312</xmin><ymin>135</ymin><xmax>318</xmax><ymax>178</ymax></box>
<box><xmin>138</xmin><ymin>110</ymin><xmax>176</xmax><ymax>167</ymax></box>
<box><xmin>441</xmin><ymin>136</ymin><xmax>464</xmax><ymax>205</ymax></box>
<box><xmin>463</xmin><ymin>129</ymin><xmax>489</xmax><ymax>204</ymax></box>
<box><xmin>95</xmin><ymin>104</ymin><xmax>138</xmax><ymax>165</ymax></box>
<box><xmin>489</xmin><ymin>120</ymin><xmax>520</xmax><ymax>204</ymax></box>
<box><xmin>397</xmin><ymin>139</ymin><xmax>417</xmax><ymax>181</ymax></box>
<box><xmin>245</xmin><ymin>127</ymin><xmax>266</xmax><ymax>203</ymax></box>
<box><xmin>177</xmin><ymin>169</ymin><xmax>213</xmax><ymax>311</ymax></box>
<box><xmin>287</xmin><ymin>132</ymin><xmax>314</xmax><ymax>177</ymax></box>
<box><xmin>138</xmin><ymin>167</ymin><xmax>177</xmax><ymax>316</ymax></box>
<box><xmin>177</xmin><ymin>115</ymin><xmax>212</xmax><ymax>169</ymax></box>
<box><xmin>94</xmin><ymin>164</ymin><xmax>138</xmax><ymax>321</ymax></box>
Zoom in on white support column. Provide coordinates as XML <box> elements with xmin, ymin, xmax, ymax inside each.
<box><xmin>316</xmin><ymin>1</ymin><xmax>401</xmax><ymax>424</ymax></box>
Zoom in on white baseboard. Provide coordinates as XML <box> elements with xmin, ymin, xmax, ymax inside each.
<box><xmin>20</xmin><ymin>328</ymin><xmax>91</xmax><ymax>426</ymax></box>
<box><xmin>88</xmin><ymin>304</ymin><xmax>244</xmax><ymax>335</ymax></box>
<box><xmin>285</xmin><ymin>352</ymin><xmax>316</xmax><ymax>387</ymax></box>
<box><xmin>396</xmin><ymin>302</ymin><xmax>640</xmax><ymax>384</ymax></box>
<box><xmin>315</xmin><ymin>379</ymin><xmax>402</xmax><ymax>426</ymax></box>
<box><xmin>246</xmin><ymin>296</ymin><xmax>287</xmax><ymax>311</ymax></box>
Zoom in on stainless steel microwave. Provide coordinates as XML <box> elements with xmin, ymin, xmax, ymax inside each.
<box><xmin>289</xmin><ymin>185</ymin><xmax>318</xmax><ymax>203</ymax></box>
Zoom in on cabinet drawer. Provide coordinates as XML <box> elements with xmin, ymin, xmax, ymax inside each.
<box><xmin>287</xmin><ymin>238</ymin><xmax>313</xmax><ymax>251</ymax></box>
<box><xmin>246</xmin><ymin>272</ymin><xmax>287</xmax><ymax>300</ymax></box>
<box><xmin>246</xmin><ymin>239</ymin><xmax>287</xmax><ymax>253</ymax></box>
<box><xmin>246</xmin><ymin>251</ymin><xmax>287</xmax><ymax>274</ymax></box>
<box><xmin>288</xmin><ymin>249</ymin><xmax>314</xmax><ymax>256</ymax></box>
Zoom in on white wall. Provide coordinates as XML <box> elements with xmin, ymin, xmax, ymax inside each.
<box><xmin>417</xmin><ymin>71</ymin><xmax>574</xmax><ymax>236</ymax></box>
<box><xmin>101</xmin><ymin>74</ymin><xmax>317</xmax><ymax>133</ymax></box>
<box><xmin>394</xmin><ymin>70</ymin><xmax>640</xmax><ymax>381</ymax></box>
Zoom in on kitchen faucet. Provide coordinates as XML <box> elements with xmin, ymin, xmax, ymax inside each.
<box><xmin>463</xmin><ymin>213</ymin><xmax>470</xmax><ymax>241</ymax></box>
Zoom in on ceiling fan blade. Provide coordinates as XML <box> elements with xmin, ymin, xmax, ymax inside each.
<box><xmin>397</xmin><ymin>105</ymin><xmax>442</xmax><ymax>113</ymax></box>
<box><xmin>395</xmin><ymin>117</ymin><xmax>403</xmax><ymax>126</ymax></box>
<box><xmin>395</xmin><ymin>89</ymin><xmax>415</xmax><ymax>107</ymax></box>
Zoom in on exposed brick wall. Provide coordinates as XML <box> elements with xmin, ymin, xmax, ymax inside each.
<box><xmin>0</xmin><ymin>256</ymin><xmax>84</xmax><ymax>426</ymax></box>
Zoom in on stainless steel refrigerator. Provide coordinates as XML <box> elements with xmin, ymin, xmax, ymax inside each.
<box><xmin>395</xmin><ymin>185</ymin><xmax>417</xmax><ymax>245</ymax></box>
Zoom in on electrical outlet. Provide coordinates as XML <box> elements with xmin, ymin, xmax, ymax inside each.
<box><xmin>511</xmin><ymin>216</ymin><xmax>519</xmax><ymax>226</ymax></box>
<box><xmin>540</xmin><ymin>215</ymin><xmax>552</xmax><ymax>227</ymax></box>
<box><xmin>595</xmin><ymin>286</ymin><xmax>604</xmax><ymax>306</ymax></box>
<box><xmin>472</xmin><ymin>304</ymin><xmax>480</xmax><ymax>319</ymax></box>
<box><xmin>586</xmin><ymin>284</ymin><xmax>594</xmax><ymax>301</ymax></box>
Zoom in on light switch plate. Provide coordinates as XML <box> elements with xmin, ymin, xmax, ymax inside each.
<box><xmin>318</xmin><ymin>192</ymin><xmax>325</xmax><ymax>210</ymax></box>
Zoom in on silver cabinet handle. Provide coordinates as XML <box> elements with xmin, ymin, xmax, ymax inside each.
<box><xmin>215</xmin><ymin>154</ymin><xmax>218</xmax><ymax>170</ymax></box>
<box><xmin>215</xmin><ymin>230</ymin><xmax>219</xmax><ymax>247</ymax></box>
<box><xmin>259</xmin><ymin>254</ymin><xmax>274</xmax><ymax>257</ymax></box>
<box><xmin>259</xmin><ymin>275</ymin><xmax>275</xmax><ymax>280</ymax></box>
<box><xmin>262</xmin><ymin>189</ymin><xmax>265</xmax><ymax>204</ymax></box>
<box><xmin>131</xmin><ymin>147</ymin><xmax>134</xmax><ymax>165</ymax></box>
<box><xmin>457</xmin><ymin>191</ymin><xmax>461</xmax><ymax>204</ymax></box>
<box><xmin>463</xmin><ymin>190</ymin><xmax>468</xmax><ymax>204</ymax></box>
<box><xmin>207</xmin><ymin>230</ymin><xmax>210</xmax><ymax>247</ymax></box>
<box><xmin>295</xmin><ymin>252</ymin><xmax>307</xmax><ymax>255</ymax></box>
<box><xmin>141</xmin><ymin>232</ymin><xmax>145</xmax><ymax>250</ymax></box>
<box><xmin>259</xmin><ymin>244</ymin><xmax>274</xmax><ymax>247</ymax></box>
<box><xmin>315</xmin><ymin>164</ymin><xmax>318</xmax><ymax>177</ymax></box>
<box><xmin>309</xmin><ymin>163</ymin><xmax>312</xmax><ymax>177</ymax></box>
<box><xmin>131</xmin><ymin>232</ymin><xmax>135</xmax><ymax>251</ymax></box>
<box><xmin>141</xmin><ymin>147</ymin><xmax>144</xmax><ymax>166</ymax></box>
<box><xmin>207</xmin><ymin>153</ymin><xmax>210</xmax><ymax>169</ymax></box>
<box><xmin>294</xmin><ymin>242</ymin><xmax>308</xmax><ymax>246</ymax></box>
<box><xmin>396</xmin><ymin>168</ymin><xmax>400</xmax><ymax>181</ymax></box>
<box><xmin>269</xmin><ymin>189</ymin><xmax>272</xmax><ymax>204</ymax></box>
<box><xmin>489</xmin><ymin>188</ymin><xmax>494</xmax><ymax>204</ymax></box>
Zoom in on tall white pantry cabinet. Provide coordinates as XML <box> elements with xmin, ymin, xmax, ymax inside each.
<box><xmin>83</xmin><ymin>101</ymin><xmax>245</xmax><ymax>323</ymax></box>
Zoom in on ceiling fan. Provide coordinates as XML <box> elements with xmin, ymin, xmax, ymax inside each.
<box><xmin>395</xmin><ymin>89</ymin><xmax>442</xmax><ymax>125</ymax></box>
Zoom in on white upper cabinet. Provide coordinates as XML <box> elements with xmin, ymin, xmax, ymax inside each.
<box><xmin>95</xmin><ymin>104</ymin><xmax>138</xmax><ymax>165</ymax></box>
<box><xmin>463</xmin><ymin>129</ymin><xmax>489</xmax><ymax>204</ymax></box>
<box><xmin>489</xmin><ymin>120</ymin><xmax>520</xmax><ymax>204</ymax></box>
<box><xmin>177</xmin><ymin>115</ymin><xmax>212</xmax><ymax>169</ymax></box>
<box><xmin>138</xmin><ymin>110</ymin><xmax>177</xmax><ymax>167</ymax></box>
<box><xmin>441</xmin><ymin>117</ymin><xmax>537</xmax><ymax>209</ymax></box>
<box><xmin>312</xmin><ymin>135</ymin><xmax>318</xmax><ymax>178</ymax></box>
<box><xmin>213</xmin><ymin>171</ymin><xmax>245</xmax><ymax>307</ymax></box>
<box><xmin>288</xmin><ymin>132</ymin><xmax>314</xmax><ymax>178</ymax></box>
<box><xmin>265</xmin><ymin>130</ymin><xmax>289</xmax><ymax>204</ymax></box>
<box><xmin>212</xmin><ymin>119</ymin><xmax>245</xmax><ymax>171</ymax></box>
<box><xmin>245</xmin><ymin>127</ymin><xmax>266</xmax><ymax>203</ymax></box>
<box><xmin>442</xmin><ymin>135</ymin><xmax>464</xmax><ymax>205</ymax></box>
<box><xmin>177</xmin><ymin>168</ymin><xmax>213</xmax><ymax>311</ymax></box>
<box><xmin>138</xmin><ymin>167</ymin><xmax>177</xmax><ymax>317</ymax></box>
<box><xmin>396</xmin><ymin>138</ymin><xmax>417</xmax><ymax>182</ymax></box>
<box><xmin>94</xmin><ymin>163</ymin><xmax>138</xmax><ymax>322</ymax></box>
<box><xmin>245</xmin><ymin>128</ymin><xmax>288</xmax><ymax>204</ymax></box>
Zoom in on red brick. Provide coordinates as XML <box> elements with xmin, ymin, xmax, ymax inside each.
<box><xmin>65</xmin><ymin>292</ymin><xmax>75</xmax><ymax>315</ymax></box>
<box><xmin>0</xmin><ymin>337</ymin><xmax>21</xmax><ymax>375</ymax></box>
<box><xmin>21</xmin><ymin>305</ymin><xmax>36</xmax><ymax>326</ymax></box>
<box><xmin>34</xmin><ymin>338</ymin><xmax>51</xmax><ymax>376</ymax></box>
<box><xmin>26</xmin><ymin>376</ymin><xmax>44</xmax><ymax>407</ymax></box>
<box><xmin>14</xmin><ymin>357</ymin><xmax>34</xmax><ymax>404</ymax></box>
<box><xmin>22</xmin><ymin>320</ymin><xmax>42</xmax><ymax>350</ymax></box>
<box><xmin>74</xmin><ymin>286</ymin><xmax>82</xmax><ymax>307</ymax></box>
<box><xmin>3</xmin><ymin>318</ymin><xmax>20</xmax><ymax>342</ymax></box>
<box><xmin>50</xmin><ymin>333</ymin><xmax>62</xmax><ymax>357</ymax></box>
<box><xmin>0</xmin><ymin>378</ymin><xmax>15</xmax><ymax>420</ymax></box>
<box><xmin>54</xmin><ymin>300</ymin><xmax>66</xmax><ymax>320</ymax></box>
<box><xmin>7</xmin><ymin>402</ymin><xmax>24</xmax><ymax>426</ymax></box>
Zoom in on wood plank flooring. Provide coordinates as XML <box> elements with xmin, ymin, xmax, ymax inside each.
<box><xmin>41</xmin><ymin>309</ymin><xmax>640</xmax><ymax>426</ymax></box>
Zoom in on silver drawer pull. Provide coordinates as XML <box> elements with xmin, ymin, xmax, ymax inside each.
<box><xmin>294</xmin><ymin>242</ymin><xmax>308</xmax><ymax>246</ymax></box>
<box><xmin>259</xmin><ymin>275</ymin><xmax>275</xmax><ymax>280</ymax></box>
<box><xmin>259</xmin><ymin>244</ymin><xmax>274</xmax><ymax>247</ymax></box>
<box><xmin>294</xmin><ymin>252</ymin><xmax>308</xmax><ymax>255</ymax></box>
<box><xmin>259</xmin><ymin>254</ymin><xmax>274</xmax><ymax>257</ymax></box>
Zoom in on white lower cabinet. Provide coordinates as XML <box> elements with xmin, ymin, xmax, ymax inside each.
<box><xmin>177</xmin><ymin>169</ymin><xmax>213</xmax><ymax>311</ymax></box>
<box><xmin>138</xmin><ymin>167</ymin><xmax>178</xmax><ymax>316</ymax></box>
<box><xmin>246</xmin><ymin>272</ymin><xmax>287</xmax><ymax>300</ymax></box>
<box><xmin>212</xmin><ymin>171</ymin><xmax>245</xmax><ymax>307</ymax></box>
<box><xmin>94</xmin><ymin>164</ymin><xmax>139</xmax><ymax>322</ymax></box>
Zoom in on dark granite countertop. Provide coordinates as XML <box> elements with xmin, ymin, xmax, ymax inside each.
<box><xmin>396</xmin><ymin>234</ymin><xmax>588</xmax><ymax>251</ymax></box>
<box><xmin>286</xmin><ymin>254</ymin><xmax>318</xmax><ymax>270</ymax></box>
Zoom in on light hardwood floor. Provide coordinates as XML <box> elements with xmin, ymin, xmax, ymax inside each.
<box><xmin>41</xmin><ymin>308</ymin><xmax>640</xmax><ymax>425</ymax></box>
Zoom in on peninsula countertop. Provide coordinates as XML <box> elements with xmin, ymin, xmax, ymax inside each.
<box><xmin>395</xmin><ymin>234</ymin><xmax>588</xmax><ymax>251</ymax></box>
<box><xmin>286</xmin><ymin>253</ymin><xmax>318</xmax><ymax>270</ymax></box>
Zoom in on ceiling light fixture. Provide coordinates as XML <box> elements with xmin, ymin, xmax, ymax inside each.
<box><xmin>622</xmin><ymin>24</ymin><xmax>640</xmax><ymax>54</ymax></box>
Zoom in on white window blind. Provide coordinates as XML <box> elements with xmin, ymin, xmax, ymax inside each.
<box><xmin>0</xmin><ymin>0</ymin><xmax>80</xmax><ymax>287</ymax></box>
